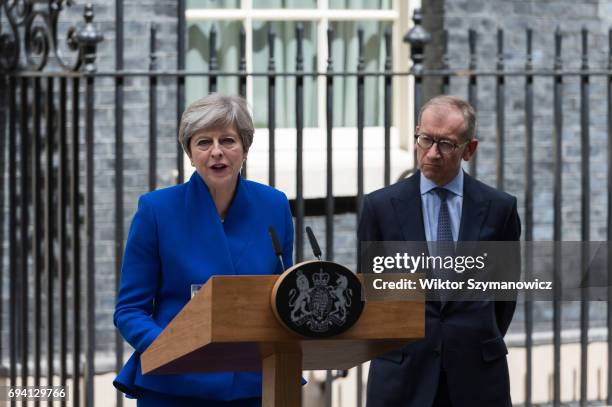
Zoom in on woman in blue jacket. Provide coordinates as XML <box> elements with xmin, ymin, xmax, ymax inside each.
<box><xmin>113</xmin><ymin>94</ymin><xmax>294</xmax><ymax>406</ymax></box>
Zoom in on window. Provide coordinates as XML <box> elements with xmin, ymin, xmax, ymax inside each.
<box><xmin>186</xmin><ymin>0</ymin><xmax>416</xmax><ymax>197</ymax></box>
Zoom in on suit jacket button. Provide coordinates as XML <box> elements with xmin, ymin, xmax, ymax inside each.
<box><xmin>434</xmin><ymin>349</ymin><xmax>441</xmax><ymax>357</ymax></box>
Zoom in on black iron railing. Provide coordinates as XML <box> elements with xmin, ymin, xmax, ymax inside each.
<box><xmin>2</xmin><ymin>2</ymin><xmax>612</xmax><ymax>407</ymax></box>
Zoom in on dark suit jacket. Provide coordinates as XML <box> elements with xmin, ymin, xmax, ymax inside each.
<box><xmin>359</xmin><ymin>170</ymin><xmax>521</xmax><ymax>407</ymax></box>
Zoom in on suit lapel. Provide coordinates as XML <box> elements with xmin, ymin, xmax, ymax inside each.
<box><xmin>185</xmin><ymin>172</ymin><xmax>236</xmax><ymax>276</ymax></box>
<box><xmin>222</xmin><ymin>177</ymin><xmax>255</xmax><ymax>271</ymax></box>
<box><xmin>392</xmin><ymin>172</ymin><xmax>427</xmax><ymax>242</ymax></box>
<box><xmin>458</xmin><ymin>172</ymin><xmax>490</xmax><ymax>242</ymax></box>
<box><xmin>443</xmin><ymin>172</ymin><xmax>489</xmax><ymax>313</ymax></box>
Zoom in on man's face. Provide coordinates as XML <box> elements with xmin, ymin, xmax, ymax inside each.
<box><xmin>415</xmin><ymin>106</ymin><xmax>478</xmax><ymax>186</ymax></box>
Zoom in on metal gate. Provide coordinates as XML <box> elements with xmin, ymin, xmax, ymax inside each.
<box><xmin>2</xmin><ymin>2</ymin><xmax>612</xmax><ymax>406</ymax></box>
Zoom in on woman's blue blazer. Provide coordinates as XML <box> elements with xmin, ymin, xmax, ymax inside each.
<box><xmin>113</xmin><ymin>172</ymin><xmax>294</xmax><ymax>401</ymax></box>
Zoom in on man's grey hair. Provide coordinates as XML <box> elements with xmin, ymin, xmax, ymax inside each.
<box><xmin>418</xmin><ymin>95</ymin><xmax>476</xmax><ymax>141</ymax></box>
<box><xmin>178</xmin><ymin>93</ymin><xmax>254</xmax><ymax>156</ymax></box>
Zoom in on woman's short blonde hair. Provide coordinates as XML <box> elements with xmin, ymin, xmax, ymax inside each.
<box><xmin>178</xmin><ymin>93</ymin><xmax>254</xmax><ymax>156</ymax></box>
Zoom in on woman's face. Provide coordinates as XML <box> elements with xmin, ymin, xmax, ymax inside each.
<box><xmin>189</xmin><ymin>126</ymin><xmax>246</xmax><ymax>192</ymax></box>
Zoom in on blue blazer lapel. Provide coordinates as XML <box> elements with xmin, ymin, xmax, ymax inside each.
<box><xmin>222</xmin><ymin>177</ymin><xmax>256</xmax><ymax>272</ymax></box>
<box><xmin>392</xmin><ymin>172</ymin><xmax>427</xmax><ymax>242</ymax></box>
<box><xmin>185</xmin><ymin>172</ymin><xmax>236</xmax><ymax>275</ymax></box>
<box><xmin>458</xmin><ymin>172</ymin><xmax>490</xmax><ymax>242</ymax></box>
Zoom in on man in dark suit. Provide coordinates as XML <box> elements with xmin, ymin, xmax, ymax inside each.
<box><xmin>359</xmin><ymin>95</ymin><xmax>521</xmax><ymax>407</ymax></box>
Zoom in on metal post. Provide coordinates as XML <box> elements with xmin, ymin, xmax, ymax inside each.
<box><xmin>325</xmin><ymin>26</ymin><xmax>334</xmax><ymax>262</ymax></box>
<box><xmin>383</xmin><ymin>28</ymin><xmax>392</xmax><ymax>187</ymax></box>
<box><xmin>177</xmin><ymin>0</ymin><xmax>186</xmax><ymax>184</ymax></box>
<box><xmin>114</xmin><ymin>0</ymin><xmax>125</xmax><ymax>403</ymax></box>
<box><xmin>356</xmin><ymin>27</ymin><xmax>365</xmax><ymax>218</ymax></box>
<box><xmin>579</xmin><ymin>26</ymin><xmax>590</xmax><ymax>407</ymax></box>
<box><xmin>8</xmin><ymin>75</ymin><xmax>17</xmax><ymax>407</ymax></box>
<box><xmin>75</xmin><ymin>6</ymin><xmax>103</xmax><ymax>405</ymax></box>
<box><xmin>149</xmin><ymin>24</ymin><xmax>158</xmax><ymax>192</ymax></box>
<box><xmin>267</xmin><ymin>27</ymin><xmax>276</xmax><ymax>187</ymax></box>
<box><xmin>0</xmin><ymin>70</ymin><xmax>6</xmax><ymax>369</ymax></box>
<box><xmin>524</xmin><ymin>27</ymin><xmax>534</xmax><ymax>407</ymax></box>
<box><xmin>239</xmin><ymin>26</ymin><xmax>247</xmax><ymax>178</ymax></box>
<box><xmin>84</xmin><ymin>53</ymin><xmax>96</xmax><ymax>407</ymax></box>
<box><xmin>404</xmin><ymin>8</ymin><xmax>431</xmax><ymax>164</ymax></box>
<box><xmin>467</xmin><ymin>29</ymin><xmax>477</xmax><ymax>176</ymax></box>
<box><xmin>239</xmin><ymin>26</ymin><xmax>247</xmax><ymax>98</ymax></box>
<box><xmin>355</xmin><ymin>26</ymin><xmax>365</xmax><ymax>407</ymax></box>
<box><xmin>71</xmin><ymin>75</ymin><xmax>82</xmax><ymax>407</ymax></box>
<box><xmin>441</xmin><ymin>29</ymin><xmax>449</xmax><ymax>95</ymax></box>
<box><xmin>33</xmin><ymin>77</ymin><xmax>43</xmax><ymax>407</ymax></box>
<box><xmin>19</xmin><ymin>75</ymin><xmax>29</xmax><ymax>389</ymax></box>
<box><xmin>552</xmin><ymin>26</ymin><xmax>563</xmax><ymax>407</ymax></box>
<box><xmin>58</xmin><ymin>76</ymin><xmax>69</xmax><ymax>407</ymax></box>
<box><xmin>209</xmin><ymin>25</ymin><xmax>218</xmax><ymax>94</ymax></box>
<box><xmin>495</xmin><ymin>29</ymin><xmax>505</xmax><ymax>190</ymax></box>
<box><xmin>45</xmin><ymin>75</ymin><xmax>55</xmax><ymax>407</ymax></box>
<box><xmin>295</xmin><ymin>23</ymin><xmax>305</xmax><ymax>262</ymax></box>
<box><xmin>607</xmin><ymin>27</ymin><xmax>612</xmax><ymax>407</ymax></box>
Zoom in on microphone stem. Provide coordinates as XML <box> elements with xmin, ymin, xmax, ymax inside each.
<box><xmin>278</xmin><ymin>256</ymin><xmax>286</xmax><ymax>271</ymax></box>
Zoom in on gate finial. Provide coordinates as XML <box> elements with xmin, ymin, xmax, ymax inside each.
<box><xmin>403</xmin><ymin>8</ymin><xmax>431</xmax><ymax>75</ymax></box>
<box><xmin>75</xmin><ymin>4</ymin><xmax>103</xmax><ymax>73</ymax></box>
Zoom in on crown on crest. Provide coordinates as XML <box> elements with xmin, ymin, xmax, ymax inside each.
<box><xmin>313</xmin><ymin>269</ymin><xmax>330</xmax><ymax>286</ymax></box>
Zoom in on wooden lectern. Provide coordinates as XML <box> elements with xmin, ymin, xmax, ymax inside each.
<box><xmin>141</xmin><ymin>275</ymin><xmax>424</xmax><ymax>407</ymax></box>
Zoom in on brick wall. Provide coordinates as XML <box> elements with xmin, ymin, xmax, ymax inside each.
<box><xmin>422</xmin><ymin>0</ymin><xmax>611</xmax><ymax>334</ymax></box>
<box><xmin>86</xmin><ymin>1</ymin><xmax>181</xmax><ymax>364</ymax></box>
<box><xmin>3</xmin><ymin>0</ymin><xmax>611</xmax><ymax>372</ymax></box>
<box><xmin>0</xmin><ymin>1</ymin><xmax>182</xmax><ymax>369</ymax></box>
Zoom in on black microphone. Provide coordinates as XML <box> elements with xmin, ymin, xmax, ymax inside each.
<box><xmin>268</xmin><ymin>226</ymin><xmax>286</xmax><ymax>271</ymax></box>
<box><xmin>305</xmin><ymin>226</ymin><xmax>322</xmax><ymax>261</ymax></box>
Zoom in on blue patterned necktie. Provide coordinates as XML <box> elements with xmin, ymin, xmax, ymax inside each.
<box><xmin>435</xmin><ymin>188</ymin><xmax>453</xmax><ymax>242</ymax></box>
<box><xmin>435</xmin><ymin>187</ymin><xmax>455</xmax><ymax>303</ymax></box>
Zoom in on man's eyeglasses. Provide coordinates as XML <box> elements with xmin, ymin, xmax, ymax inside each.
<box><xmin>415</xmin><ymin>134</ymin><xmax>469</xmax><ymax>155</ymax></box>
